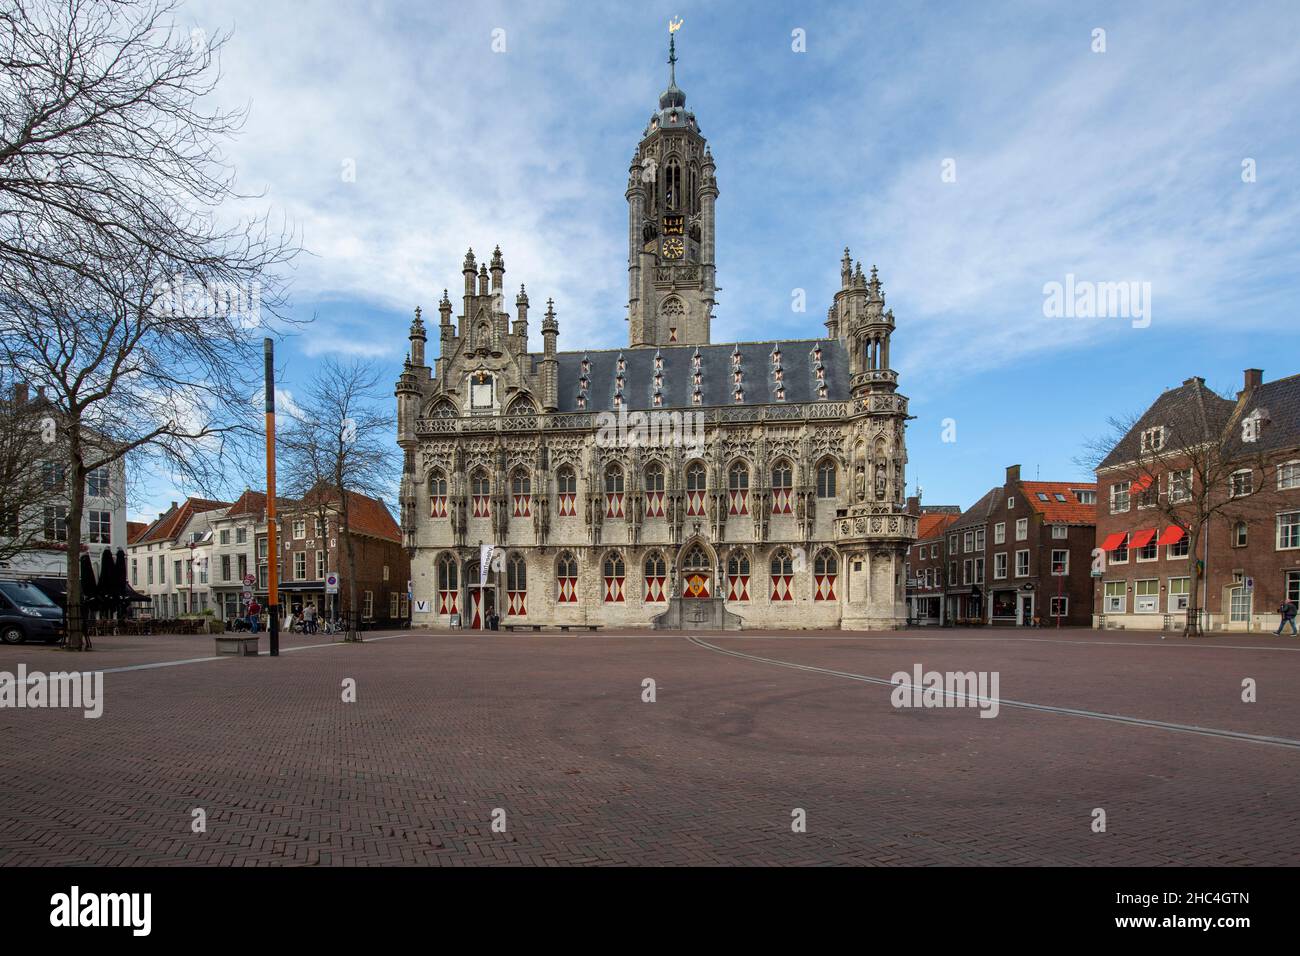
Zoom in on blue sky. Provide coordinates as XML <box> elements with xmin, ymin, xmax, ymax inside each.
<box><xmin>135</xmin><ymin>0</ymin><xmax>1300</xmax><ymax>520</ymax></box>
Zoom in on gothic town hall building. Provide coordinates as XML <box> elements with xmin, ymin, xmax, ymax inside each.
<box><xmin>395</xmin><ymin>37</ymin><xmax>916</xmax><ymax>630</ymax></box>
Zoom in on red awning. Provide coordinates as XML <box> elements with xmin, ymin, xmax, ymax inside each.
<box><xmin>1133</xmin><ymin>474</ymin><xmax>1154</xmax><ymax>491</ymax></box>
<box><xmin>1101</xmin><ymin>532</ymin><xmax>1128</xmax><ymax>551</ymax></box>
<box><xmin>1129</xmin><ymin>528</ymin><xmax>1157</xmax><ymax>549</ymax></box>
<box><xmin>1157</xmin><ymin>525</ymin><xmax>1185</xmax><ymax>546</ymax></box>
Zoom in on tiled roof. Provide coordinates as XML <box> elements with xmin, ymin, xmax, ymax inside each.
<box><xmin>223</xmin><ymin>489</ymin><xmax>268</xmax><ymax>519</ymax></box>
<box><xmin>125</xmin><ymin>521</ymin><xmax>148</xmax><ymax>544</ymax></box>
<box><xmin>549</xmin><ymin>339</ymin><xmax>849</xmax><ymax>413</ymax></box>
<box><xmin>917</xmin><ymin>511</ymin><xmax>961</xmax><ymax>540</ymax></box>
<box><xmin>292</xmin><ymin>482</ymin><xmax>401</xmax><ymax>543</ymax></box>
<box><xmin>134</xmin><ymin>498</ymin><xmax>230</xmax><ymax>545</ymax></box>
<box><xmin>1099</xmin><ymin>377</ymin><xmax>1235</xmax><ymax>470</ymax></box>
<box><xmin>1021</xmin><ymin>481</ymin><xmax>1097</xmax><ymax>525</ymax></box>
<box><xmin>1221</xmin><ymin>372</ymin><xmax>1300</xmax><ymax>459</ymax></box>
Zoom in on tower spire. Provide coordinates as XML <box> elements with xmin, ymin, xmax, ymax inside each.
<box><xmin>667</xmin><ymin>17</ymin><xmax>682</xmax><ymax>87</ymax></box>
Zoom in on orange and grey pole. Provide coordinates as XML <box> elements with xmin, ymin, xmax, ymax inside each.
<box><xmin>264</xmin><ymin>337</ymin><xmax>279</xmax><ymax>657</ymax></box>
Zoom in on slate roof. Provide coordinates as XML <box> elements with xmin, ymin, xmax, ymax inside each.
<box><xmin>1221</xmin><ymin>372</ymin><xmax>1300</xmax><ymax>459</ymax></box>
<box><xmin>948</xmin><ymin>487</ymin><xmax>1001</xmax><ymax>532</ymax></box>
<box><xmin>1021</xmin><ymin>481</ymin><xmax>1098</xmax><ymax>525</ymax></box>
<box><xmin>547</xmin><ymin>339</ymin><xmax>848</xmax><ymax>413</ymax></box>
<box><xmin>1099</xmin><ymin>377</ymin><xmax>1235</xmax><ymax>470</ymax></box>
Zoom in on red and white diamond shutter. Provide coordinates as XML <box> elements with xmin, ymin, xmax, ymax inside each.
<box><xmin>771</xmin><ymin>462</ymin><xmax>793</xmax><ymax>515</ymax></box>
<box><xmin>726</xmin><ymin>552</ymin><xmax>751</xmax><ymax>602</ymax></box>
<box><xmin>814</xmin><ymin>550</ymin><xmax>838</xmax><ymax>601</ymax></box>
<box><xmin>685</xmin><ymin>464</ymin><xmax>706</xmax><ymax>516</ymax></box>
<box><xmin>605</xmin><ymin>466</ymin><xmax>625</xmax><ymax>519</ymax></box>
<box><xmin>511</xmin><ymin>470</ymin><xmax>531</xmax><ymax>518</ymax></box>
<box><xmin>469</xmin><ymin>589</ymin><xmax>484</xmax><ymax>628</ymax></box>
<box><xmin>506</xmin><ymin>554</ymin><xmax>527</xmax><ymax>617</ymax></box>
<box><xmin>429</xmin><ymin>471</ymin><xmax>448</xmax><ymax>518</ymax></box>
<box><xmin>556</xmin><ymin>466</ymin><xmax>577</xmax><ymax>517</ymax></box>
<box><xmin>603</xmin><ymin>552</ymin><xmax>625</xmax><ymax>603</ymax></box>
<box><xmin>470</xmin><ymin>470</ymin><xmax>491</xmax><ymax>518</ymax></box>
<box><xmin>770</xmin><ymin>549</ymin><xmax>795</xmax><ymax>602</ymax></box>
<box><xmin>556</xmin><ymin>552</ymin><xmax>579</xmax><ymax>604</ymax></box>
<box><xmin>436</xmin><ymin>555</ymin><xmax>459</xmax><ymax>615</ymax></box>
<box><xmin>728</xmin><ymin>463</ymin><xmax>749</xmax><ymax>516</ymax></box>
<box><xmin>643</xmin><ymin>552</ymin><xmax>666</xmax><ymax>603</ymax></box>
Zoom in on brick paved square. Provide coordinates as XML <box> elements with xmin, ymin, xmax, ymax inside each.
<box><xmin>0</xmin><ymin>627</ymin><xmax>1296</xmax><ymax>866</ymax></box>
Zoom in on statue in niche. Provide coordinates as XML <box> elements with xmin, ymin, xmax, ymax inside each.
<box><xmin>874</xmin><ymin>462</ymin><xmax>887</xmax><ymax>501</ymax></box>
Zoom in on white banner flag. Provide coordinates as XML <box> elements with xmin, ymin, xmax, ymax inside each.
<box><xmin>479</xmin><ymin>544</ymin><xmax>495</xmax><ymax>586</ymax></box>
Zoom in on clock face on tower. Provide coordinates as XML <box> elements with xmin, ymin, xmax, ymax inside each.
<box><xmin>661</xmin><ymin>236</ymin><xmax>684</xmax><ymax>260</ymax></box>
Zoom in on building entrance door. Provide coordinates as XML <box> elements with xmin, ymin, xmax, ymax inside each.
<box><xmin>1018</xmin><ymin>593</ymin><xmax>1034</xmax><ymax>626</ymax></box>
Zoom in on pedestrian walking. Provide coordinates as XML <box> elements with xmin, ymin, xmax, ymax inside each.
<box><xmin>247</xmin><ymin>599</ymin><xmax>261</xmax><ymax>634</ymax></box>
<box><xmin>304</xmin><ymin>603</ymin><xmax>318</xmax><ymax>634</ymax></box>
<box><xmin>1276</xmin><ymin>599</ymin><xmax>1298</xmax><ymax>636</ymax></box>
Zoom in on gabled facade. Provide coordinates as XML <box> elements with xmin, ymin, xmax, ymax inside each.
<box><xmin>1095</xmin><ymin>369</ymin><xmax>1300</xmax><ymax>631</ymax></box>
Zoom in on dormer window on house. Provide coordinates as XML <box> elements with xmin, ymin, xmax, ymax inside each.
<box><xmin>1140</xmin><ymin>426</ymin><xmax>1166</xmax><ymax>453</ymax></box>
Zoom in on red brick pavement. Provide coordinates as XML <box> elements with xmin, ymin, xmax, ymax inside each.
<box><xmin>0</xmin><ymin>627</ymin><xmax>1296</xmax><ymax>866</ymax></box>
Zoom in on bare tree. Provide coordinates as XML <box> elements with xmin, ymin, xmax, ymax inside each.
<box><xmin>1080</xmin><ymin>381</ymin><xmax>1269</xmax><ymax>637</ymax></box>
<box><xmin>0</xmin><ymin>0</ymin><xmax>298</xmax><ymax>650</ymax></box>
<box><xmin>280</xmin><ymin>359</ymin><xmax>396</xmax><ymax>642</ymax></box>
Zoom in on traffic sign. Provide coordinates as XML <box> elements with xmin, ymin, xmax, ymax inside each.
<box><xmin>325</xmin><ymin>572</ymin><xmax>339</xmax><ymax>594</ymax></box>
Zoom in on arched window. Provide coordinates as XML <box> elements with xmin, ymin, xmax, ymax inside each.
<box><xmin>511</xmin><ymin>468</ymin><xmax>531</xmax><ymax>518</ymax></box>
<box><xmin>771</xmin><ymin>460</ymin><xmax>793</xmax><ymax>515</ymax></box>
<box><xmin>681</xmin><ymin>544</ymin><xmax>711</xmax><ymax>598</ymax></box>
<box><xmin>505</xmin><ymin>395</ymin><xmax>536</xmax><ymax>417</ymax></box>
<box><xmin>602</xmin><ymin>551</ymin><xmax>626</xmax><ymax>603</ymax></box>
<box><xmin>506</xmin><ymin>553</ymin><xmax>527</xmax><ymax>616</ymax></box>
<box><xmin>645</xmin><ymin>462</ymin><xmax>665</xmax><ymax>517</ymax></box>
<box><xmin>770</xmin><ymin>548</ymin><xmax>795</xmax><ymax>602</ymax></box>
<box><xmin>471</xmin><ymin>469</ymin><xmax>490</xmax><ymax>517</ymax></box>
<box><xmin>728</xmin><ymin>462</ymin><xmax>750</xmax><ymax>515</ymax></box>
<box><xmin>643</xmin><ymin>551</ymin><xmax>667</xmax><ymax>603</ymax></box>
<box><xmin>665</xmin><ymin>157</ymin><xmax>682</xmax><ymax>211</ymax></box>
<box><xmin>688</xmin><ymin>164</ymin><xmax>698</xmax><ymax>214</ymax></box>
<box><xmin>813</xmin><ymin>549</ymin><xmax>838</xmax><ymax>602</ymax></box>
<box><xmin>556</xmin><ymin>466</ymin><xmax>577</xmax><ymax>517</ymax></box>
<box><xmin>436</xmin><ymin>553</ymin><xmax>459</xmax><ymax>615</ymax></box>
<box><xmin>726</xmin><ymin>550</ymin><xmax>751</xmax><ymax>602</ymax></box>
<box><xmin>605</xmin><ymin>464</ymin><xmax>625</xmax><ymax>518</ymax></box>
<box><xmin>686</xmin><ymin>462</ymin><xmax>706</xmax><ymax>516</ymax></box>
<box><xmin>429</xmin><ymin>470</ymin><xmax>448</xmax><ymax>518</ymax></box>
<box><xmin>817</xmin><ymin>459</ymin><xmax>837</xmax><ymax>499</ymax></box>
<box><xmin>556</xmin><ymin>551</ymin><xmax>578</xmax><ymax>604</ymax></box>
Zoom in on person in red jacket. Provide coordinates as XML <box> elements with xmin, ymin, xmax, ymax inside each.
<box><xmin>246</xmin><ymin>599</ymin><xmax>261</xmax><ymax>634</ymax></box>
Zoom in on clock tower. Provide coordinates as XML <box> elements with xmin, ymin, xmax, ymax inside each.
<box><xmin>626</xmin><ymin>24</ymin><xmax>717</xmax><ymax>348</ymax></box>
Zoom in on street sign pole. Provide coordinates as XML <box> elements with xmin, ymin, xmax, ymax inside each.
<box><xmin>264</xmin><ymin>338</ymin><xmax>279</xmax><ymax>657</ymax></box>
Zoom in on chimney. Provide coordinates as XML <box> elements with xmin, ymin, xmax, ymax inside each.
<box><xmin>906</xmin><ymin>495</ymin><xmax>919</xmax><ymax>516</ymax></box>
<box><xmin>11</xmin><ymin>383</ymin><xmax>27</xmax><ymax>405</ymax></box>
<box><xmin>1243</xmin><ymin>368</ymin><xmax>1263</xmax><ymax>392</ymax></box>
<box><xmin>1182</xmin><ymin>375</ymin><xmax>1205</xmax><ymax>388</ymax></box>
<box><xmin>1006</xmin><ymin>464</ymin><xmax>1021</xmax><ymax>485</ymax></box>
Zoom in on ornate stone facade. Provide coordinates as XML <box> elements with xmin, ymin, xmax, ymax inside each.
<box><xmin>394</xmin><ymin>35</ymin><xmax>915</xmax><ymax>630</ymax></box>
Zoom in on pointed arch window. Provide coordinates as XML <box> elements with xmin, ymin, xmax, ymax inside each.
<box><xmin>556</xmin><ymin>466</ymin><xmax>577</xmax><ymax>517</ymax></box>
<box><xmin>771</xmin><ymin>461</ymin><xmax>793</xmax><ymax>514</ymax></box>
<box><xmin>665</xmin><ymin>157</ymin><xmax>682</xmax><ymax>211</ymax></box>
<box><xmin>429</xmin><ymin>470</ymin><xmax>448</xmax><ymax>519</ymax></box>
<box><xmin>726</xmin><ymin>550</ymin><xmax>751</xmax><ymax>602</ymax></box>
<box><xmin>817</xmin><ymin>459</ymin><xmax>837</xmax><ymax>499</ymax></box>
<box><xmin>602</xmin><ymin>551</ymin><xmax>626</xmax><ymax>603</ymax></box>
<box><xmin>682</xmin><ymin>544</ymin><xmax>711</xmax><ymax>598</ymax></box>
<box><xmin>728</xmin><ymin>462</ymin><xmax>750</xmax><ymax>515</ymax></box>
<box><xmin>506</xmin><ymin>553</ymin><xmax>527</xmax><ymax>616</ymax></box>
<box><xmin>556</xmin><ymin>551</ymin><xmax>579</xmax><ymax>604</ymax></box>
<box><xmin>605</xmin><ymin>464</ymin><xmax>625</xmax><ymax>518</ymax></box>
<box><xmin>437</xmin><ymin>553</ymin><xmax>459</xmax><ymax>615</ymax></box>
<box><xmin>686</xmin><ymin>463</ymin><xmax>706</xmax><ymax>516</ymax></box>
<box><xmin>511</xmin><ymin>468</ymin><xmax>531</xmax><ymax>518</ymax></box>
<box><xmin>643</xmin><ymin>551</ymin><xmax>667</xmax><ymax>603</ymax></box>
<box><xmin>770</xmin><ymin>548</ymin><xmax>795</xmax><ymax>602</ymax></box>
<box><xmin>813</xmin><ymin>550</ymin><xmax>839</xmax><ymax>602</ymax></box>
<box><xmin>645</xmin><ymin>462</ymin><xmax>666</xmax><ymax>517</ymax></box>
<box><xmin>470</xmin><ymin>469</ymin><xmax>491</xmax><ymax>518</ymax></box>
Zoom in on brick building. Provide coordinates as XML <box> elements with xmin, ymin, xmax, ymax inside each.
<box><xmin>127</xmin><ymin>498</ymin><xmax>231</xmax><ymax>619</ymax></box>
<box><xmin>1095</xmin><ymin>369</ymin><xmax>1300</xmax><ymax>631</ymax></box>
<box><xmin>905</xmin><ymin>506</ymin><xmax>961</xmax><ymax>625</ymax></box>
<box><xmin>275</xmin><ymin>484</ymin><xmax>410</xmax><ymax>628</ymax></box>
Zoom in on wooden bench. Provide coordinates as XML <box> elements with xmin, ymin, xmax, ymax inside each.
<box><xmin>214</xmin><ymin>635</ymin><xmax>259</xmax><ymax>656</ymax></box>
